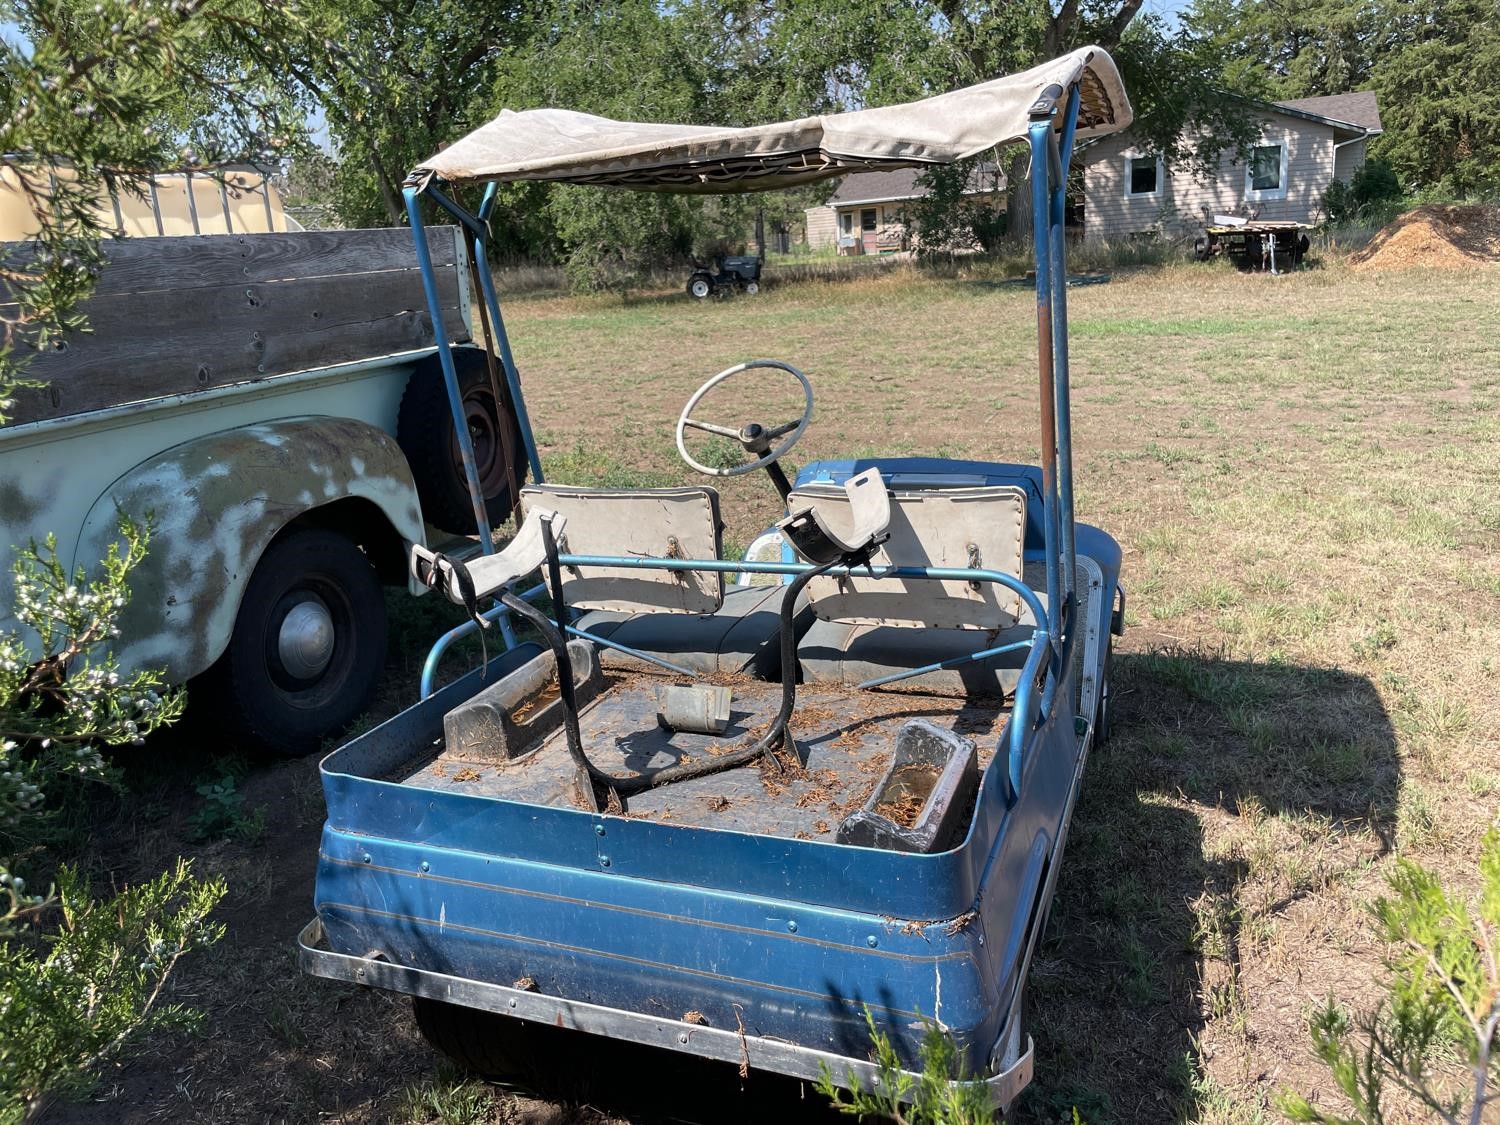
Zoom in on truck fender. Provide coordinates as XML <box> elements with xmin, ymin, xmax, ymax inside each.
<box><xmin>74</xmin><ymin>416</ymin><xmax>425</xmax><ymax>684</ymax></box>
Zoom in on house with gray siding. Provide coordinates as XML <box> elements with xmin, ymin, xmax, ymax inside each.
<box><xmin>1080</xmin><ymin>92</ymin><xmax>1382</xmax><ymax>241</ymax></box>
<box><xmin>803</xmin><ymin>166</ymin><xmax>1003</xmax><ymax>254</ymax></box>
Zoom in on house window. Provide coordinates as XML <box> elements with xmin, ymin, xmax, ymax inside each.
<box><xmin>861</xmin><ymin>208</ymin><xmax>877</xmax><ymax>232</ymax></box>
<box><xmin>840</xmin><ymin>212</ymin><xmax>853</xmax><ymax>235</ymax></box>
<box><xmin>1246</xmin><ymin>143</ymin><xmax>1288</xmax><ymax>199</ymax></box>
<box><xmin>1127</xmin><ymin>155</ymin><xmax>1161</xmax><ymax>196</ymax></box>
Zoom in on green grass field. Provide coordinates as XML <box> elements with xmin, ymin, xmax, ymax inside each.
<box><xmin>52</xmin><ymin>258</ymin><xmax>1500</xmax><ymax>1124</ymax></box>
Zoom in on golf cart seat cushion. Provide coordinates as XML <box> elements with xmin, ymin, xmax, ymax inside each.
<box><xmin>520</xmin><ymin>484</ymin><xmax>724</xmax><ymax>615</ymax></box>
<box><xmin>789</xmin><ymin>483</ymin><xmax>1028</xmax><ymax>629</ymax></box>
<box><xmin>410</xmin><ymin>507</ymin><xmax>567</xmax><ymax>604</ymax></box>
<box><xmin>799</xmin><ymin>618</ymin><xmax>1036</xmax><ymax>695</ymax></box>
<box><xmin>574</xmin><ymin>584</ymin><xmax>813</xmax><ymax>680</ymax></box>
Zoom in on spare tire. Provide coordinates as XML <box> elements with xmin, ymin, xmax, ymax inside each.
<box><xmin>397</xmin><ymin>347</ymin><xmax>528</xmax><ymax>536</ymax></box>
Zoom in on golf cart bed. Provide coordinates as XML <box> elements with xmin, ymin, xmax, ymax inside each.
<box><xmin>403</xmin><ymin>670</ymin><xmax>1010</xmax><ymax>842</ymax></box>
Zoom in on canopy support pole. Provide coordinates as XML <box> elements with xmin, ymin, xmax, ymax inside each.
<box><xmin>403</xmin><ymin>185</ymin><xmax>493</xmax><ymax>549</ymax></box>
<box><xmin>424</xmin><ymin>183</ymin><xmax>546</xmax><ymax>487</ymax></box>
<box><xmin>1050</xmin><ymin>85</ymin><xmax>1081</xmax><ymax>610</ymax></box>
<box><xmin>1028</xmin><ymin>85</ymin><xmax>1083</xmax><ymax>656</ymax></box>
<box><xmin>1028</xmin><ymin>119</ymin><xmax>1062</xmax><ymax>649</ymax></box>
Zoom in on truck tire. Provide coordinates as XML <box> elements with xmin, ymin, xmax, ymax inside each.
<box><xmin>398</xmin><ymin>349</ymin><xmax>527</xmax><ymax>536</ymax></box>
<box><xmin>208</xmin><ymin>529</ymin><xmax>386</xmax><ymax>755</ymax></box>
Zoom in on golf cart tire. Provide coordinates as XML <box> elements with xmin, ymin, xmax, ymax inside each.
<box><xmin>412</xmin><ymin>996</ymin><xmax>563</xmax><ymax>1079</ymax></box>
<box><xmin>686</xmin><ymin>273</ymin><xmax>713</xmax><ymax>300</ymax></box>
<box><xmin>397</xmin><ymin>347</ymin><xmax>527</xmax><ymax>536</ymax></box>
<box><xmin>1094</xmin><ymin>638</ymin><xmax>1114</xmax><ymax>746</ymax></box>
<box><xmin>203</xmin><ymin>529</ymin><xmax>386</xmax><ymax>756</ymax></box>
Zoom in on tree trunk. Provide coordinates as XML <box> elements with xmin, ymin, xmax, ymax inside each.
<box><xmin>367</xmin><ymin>150</ymin><xmax>403</xmax><ymax>226</ymax></box>
<box><xmin>754</xmin><ymin>207</ymin><xmax>765</xmax><ymax>260</ymax></box>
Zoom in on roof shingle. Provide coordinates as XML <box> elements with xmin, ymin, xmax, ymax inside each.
<box><xmin>1274</xmin><ymin>91</ymin><xmax>1383</xmax><ymax>133</ymax></box>
<box><xmin>826</xmin><ymin>165</ymin><xmax>1002</xmax><ymax>205</ymax></box>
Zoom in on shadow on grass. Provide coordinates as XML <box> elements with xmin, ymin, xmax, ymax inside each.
<box><xmin>1018</xmin><ymin>648</ymin><xmax>1398</xmax><ymax>1123</ymax></box>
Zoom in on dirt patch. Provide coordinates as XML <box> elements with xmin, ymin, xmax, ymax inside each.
<box><xmin>1350</xmin><ymin>204</ymin><xmax>1500</xmax><ymax>271</ymax></box>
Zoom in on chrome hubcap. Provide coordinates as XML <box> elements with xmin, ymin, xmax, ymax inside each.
<box><xmin>278</xmin><ymin>597</ymin><xmax>335</xmax><ymax>680</ymax></box>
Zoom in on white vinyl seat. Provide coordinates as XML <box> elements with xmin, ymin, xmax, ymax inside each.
<box><xmin>520</xmin><ymin>484</ymin><xmax>808</xmax><ymax>679</ymax></box>
<box><xmin>784</xmin><ymin>478</ymin><xmax>1035</xmax><ymax>695</ymax></box>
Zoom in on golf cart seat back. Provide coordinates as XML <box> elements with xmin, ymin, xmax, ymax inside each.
<box><xmin>524</xmin><ymin>484</ymin><xmax>809</xmax><ymax>681</ymax></box>
<box><xmin>793</xmin><ymin>483</ymin><xmax>1027</xmax><ymax>628</ymax></box>
<box><xmin>793</xmin><ymin>483</ymin><xmax>1035</xmax><ymax>695</ymax></box>
<box><xmin>520</xmin><ymin>485</ymin><xmax>724</xmax><ymax>614</ymax></box>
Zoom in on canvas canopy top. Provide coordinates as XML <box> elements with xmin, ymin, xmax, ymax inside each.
<box><xmin>411</xmin><ymin>46</ymin><xmax>1131</xmax><ymax>194</ymax></box>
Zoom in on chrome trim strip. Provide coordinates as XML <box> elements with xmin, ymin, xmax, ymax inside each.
<box><xmin>298</xmin><ymin>917</ymin><xmax>1033</xmax><ymax>1107</ymax></box>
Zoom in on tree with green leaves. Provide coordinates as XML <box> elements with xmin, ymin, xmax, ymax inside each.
<box><xmin>1</xmin><ymin>1</ymin><xmax>306</xmax><ymax>1112</ymax></box>
<box><xmin>1186</xmin><ymin>0</ymin><xmax>1500</xmax><ymax>197</ymax></box>
<box><xmin>817</xmin><ymin>1008</ymin><xmax>1000</xmax><ymax>1124</ymax></box>
<box><xmin>273</xmin><ymin>0</ymin><xmax>530</xmax><ymax>229</ymax></box>
<box><xmin>1279</xmin><ymin>830</ymin><xmax>1499</xmax><ymax>1124</ymax></box>
<box><xmin>252</xmin><ymin>0</ymin><xmax>1262</xmax><ymax>276</ymax></box>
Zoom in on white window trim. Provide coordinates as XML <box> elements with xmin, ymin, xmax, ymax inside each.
<box><xmin>1125</xmin><ymin>154</ymin><xmax>1165</xmax><ymax>199</ymax></box>
<box><xmin>1245</xmin><ymin>141</ymin><xmax>1290</xmax><ymax>202</ymax></box>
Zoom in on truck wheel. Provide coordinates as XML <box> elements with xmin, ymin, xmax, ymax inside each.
<box><xmin>398</xmin><ymin>348</ymin><xmax>527</xmax><ymax>537</ymax></box>
<box><xmin>686</xmin><ymin>273</ymin><xmax>713</xmax><ymax>300</ymax></box>
<box><xmin>210</xmin><ymin>529</ymin><xmax>386</xmax><ymax>755</ymax></box>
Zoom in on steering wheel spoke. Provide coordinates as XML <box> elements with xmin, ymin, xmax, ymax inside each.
<box><xmin>675</xmin><ymin>360</ymin><xmax>815</xmax><ymax>477</ymax></box>
<box><xmin>681</xmin><ymin>417</ymin><xmax>742</xmax><ymax>439</ymax></box>
<box><xmin>763</xmin><ymin>419</ymin><xmax>801</xmax><ymax>440</ymax></box>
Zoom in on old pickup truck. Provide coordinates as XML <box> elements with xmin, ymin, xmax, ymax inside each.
<box><xmin>0</xmin><ymin>226</ymin><xmax>527</xmax><ymax>752</ymax></box>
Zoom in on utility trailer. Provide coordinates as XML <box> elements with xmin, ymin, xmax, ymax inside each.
<box><xmin>299</xmin><ymin>46</ymin><xmax>1132</xmax><ymax>1113</ymax></box>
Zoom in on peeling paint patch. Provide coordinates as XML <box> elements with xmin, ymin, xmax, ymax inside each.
<box><xmin>74</xmin><ymin>417</ymin><xmax>423</xmax><ymax>681</ymax></box>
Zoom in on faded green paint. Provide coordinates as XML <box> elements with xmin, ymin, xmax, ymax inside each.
<box><xmin>0</xmin><ymin>348</ymin><xmax>435</xmax><ymax>679</ymax></box>
<box><xmin>75</xmin><ymin>417</ymin><xmax>425</xmax><ymax>682</ymax></box>
<box><xmin>0</xmin><ymin>477</ymin><xmax>47</xmax><ymax>528</ymax></box>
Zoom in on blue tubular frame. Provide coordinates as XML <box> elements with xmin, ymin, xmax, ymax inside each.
<box><xmin>403</xmin><ymin>185</ymin><xmax>494</xmax><ymax>547</ymax></box>
<box><xmin>401</xmin><ymin>83</ymin><xmax>1085</xmax><ymax>799</ymax></box>
<box><xmin>1050</xmin><ymin>86</ymin><xmax>1081</xmax><ymax>606</ymax></box>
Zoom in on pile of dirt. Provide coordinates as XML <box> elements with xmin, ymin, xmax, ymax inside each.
<box><xmin>1350</xmin><ymin>204</ymin><xmax>1500</xmax><ymax>271</ymax></box>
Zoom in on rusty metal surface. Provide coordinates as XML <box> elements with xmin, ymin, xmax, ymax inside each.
<box><xmin>406</xmin><ymin>670</ymin><xmax>1009</xmax><ymax>841</ymax></box>
<box><xmin>72</xmin><ymin>417</ymin><xmax>425</xmax><ymax>682</ymax></box>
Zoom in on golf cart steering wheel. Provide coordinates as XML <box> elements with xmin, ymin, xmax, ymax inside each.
<box><xmin>676</xmin><ymin>359</ymin><xmax>815</xmax><ymax>477</ymax></box>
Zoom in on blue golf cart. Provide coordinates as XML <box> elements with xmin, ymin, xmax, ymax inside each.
<box><xmin>298</xmin><ymin>47</ymin><xmax>1132</xmax><ymax>1113</ymax></box>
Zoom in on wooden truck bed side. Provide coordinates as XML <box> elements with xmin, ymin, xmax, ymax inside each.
<box><xmin>3</xmin><ymin>226</ymin><xmax>470</xmax><ymax>425</ymax></box>
<box><xmin>0</xmin><ymin>226</ymin><xmax>482</xmax><ymax>752</ymax></box>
